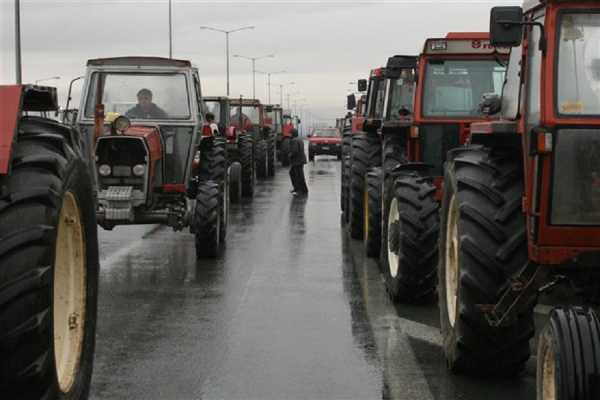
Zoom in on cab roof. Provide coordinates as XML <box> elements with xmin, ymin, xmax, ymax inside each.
<box><xmin>204</xmin><ymin>96</ymin><xmax>229</xmax><ymax>102</ymax></box>
<box><xmin>86</xmin><ymin>57</ymin><xmax>192</xmax><ymax>68</ymax></box>
<box><xmin>229</xmin><ymin>98</ymin><xmax>262</xmax><ymax>106</ymax></box>
<box><xmin>523</xmin><ymin>0</ymin><xmax>596</xmax><ymax>12</ymax></box>
<box><xmin>423</xmin><ymin>32</ymin><xmax>509</xmax><ymax>56</ymax></box>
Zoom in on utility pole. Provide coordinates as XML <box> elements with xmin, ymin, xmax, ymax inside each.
<box><xmin>168</xmin><ymin>0</ymin><xmax>172</xmax><ymax>58</ymax></box>
<box><xmin>199</xmin><ymin>26</ymin><xmax>254</xmax><ymax>96</ymax></box>
<box><xmin>15</xmin><ymin>0</ymin><xmax>22</xmax><ymax>84</ymax></box>
<box><xmin>233</xmin><ymin>53</ymin><xmax>274</xmax><ymax>99</ymax></box>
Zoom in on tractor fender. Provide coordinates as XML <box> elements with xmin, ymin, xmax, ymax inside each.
<box><xmin>0</xmin><ymin>86</ymin><xmax>23</xmax><ymax>174</ymax></box>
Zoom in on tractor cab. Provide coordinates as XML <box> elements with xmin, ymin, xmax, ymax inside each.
<box><xmin>264</xmin><ymin>104</ymin><xmax>283</xmax><ymax>137</ymax></box>
<box><xmin>204</xmin><ymin>96</ymin><xmax>238</xmax><ymax>143</ymax></box>
<box><xmin>76</xmin><ymin>57</ymin><xmax>225</xmax><ymax>243</ymax></box>
<box><xmin>229</xmin><ymin>98</ymin><xmax>264</xmax><ymax>137</ymax></box>
<box><xmin>473</xmin><ymin>0</ymin><xmax>600</xmax><ymax>265</ymax></box>
<box><xmin>413</xmin><ymin>32</ymin><xmax>509</xmax><ymax>188</ymax></box>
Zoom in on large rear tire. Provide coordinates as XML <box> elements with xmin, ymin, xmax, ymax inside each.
<box><xmin>380</xmin><ymin>173</ymin><xmax>438</xmax><ymax>302</ymax></box>
<box><xmin>537</xmin><ymin>307</ymin><xmax>600</xmax><ymax>400</ymax></box>
<box><xmin>0</xmin><ymin>117</ymin><xmax>99</xmax><ymax>400</ymax></box>
<box><xmin>193</xmin><ymin>181</ymin><xmax>222</xmax><ymax>258</ymax></box>
<box><xmin>341</xmin><ymin>133</ymin><xmax>352</xmax><ymax>222</ymax></box>
<box><xmin>199</xmin><ymin>138</ymin><xmax>228</xmax><ymax>241</ymax></box>
<box><xmin>229</xmin><ymin>161</ymin><xmax>242</xmax><ymax>204</ymax></box>
<box><xmin>255</xmin><ymin>138</ymin><xmax>268</xmax><ymax>179</ymax></box>
<box><xmin>239</xmin><ymin>135</ymin><xmax>254</xmax><ymax>197</ymax></box>
<box><xmin>438</xmin><ymin>146</ymin><xmax>534</xmax><ymax>376</ymax></box>
<box><xmin>267</xmin><ymin>135</ymin><xmax>276</xmax><ymax>177</ymax></box>
<box><xmin>349</xmin><ymin>133</ymin><xmax>381</xmax><ymax>239</ymax></box>
<box><xmin>365</xmin><ymin>168</ymin><xmax>383</xmax><ymax>258</ymax></box>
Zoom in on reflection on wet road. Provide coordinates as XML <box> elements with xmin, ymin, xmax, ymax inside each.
<box><xmin>90</xmin><ymin>155</ymin><xmax>536</xmax><ymax>400</ymax></box>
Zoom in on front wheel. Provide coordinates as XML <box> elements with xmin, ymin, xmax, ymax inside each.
<box><xmin>193</xmin><ymin>181</ymin><xmax>222</xmax><ymax>258</ymax></box>
<box><xmin>239</xmin><ymin>135</ymin><xmax>254</xmax><ymax>197</ymax></box>
<box><xmin>537</xmin><ymin>307</ymin><xmax>600</xmax><ymax>400</ymax></box>
<box><xmin>255</xmin><ymin>139</ymin><xmax>268</xmax><ymax>179</ymax></box>
<box><xmin>380</xmin><ymin>174</ymin><xmax>438</xmax><ymax>302</ymax></box>
<box><xmin>229</xmin><ymin>161</ymin><xmax>242</xmax><ymax>203</ymax></box>
<box><xmin>365</xmin><ymin>168</ymin><xmax>383</xmax><ymax>258</ymax></box>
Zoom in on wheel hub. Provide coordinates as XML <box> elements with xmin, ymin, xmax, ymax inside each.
<box><xmin>445</xmin><ymin>194</ymin><xmax>460</xmax><ymax>328</ymax></box>
<box><xmin>388</xmin><ymin>221</ymin><xmax>400</xmax><ymax>254</ymax></box>
<box><xmin>53</xmin><ymin>191</ymin><xmax>86</xmax><ymax>394</ymax></box>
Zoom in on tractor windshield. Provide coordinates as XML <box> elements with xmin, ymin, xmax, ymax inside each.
<box><xmin>204</xmin><ymin>100</ymin><xmax>221</xmax><ymax>123</ymax></box>
<box><xmin>230</xmin><ymin>105</ymin><xmax>260</xmax><ymax>130</ymax></box>
<box><xmin>84</xmin><ymin>72</ymin><xmax>191</xmax><ymax>120</ymax></box>
<box><xmin>557</xmin><ymin>13</ymin><xmax>600</xmax><ymax>116</ymax></box>
<box><xmin>422</xmin><ymin>60</ymin><xmax>506</xmax><ymax>118</ymax></box>
<box><xmin>388</xmin><ymin>70</ymin><xmax>416</xmax><ymax>120</ymax></box>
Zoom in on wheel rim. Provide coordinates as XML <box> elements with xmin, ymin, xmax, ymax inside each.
<box><xmin>387</xmin><ymin>197</ymin><xmax>400</xmax><ymax>278</ymax></box>
<box><xmin>541</xmin><ymin>336</ymin><xmax>557</xmax><ymax>400</ymax></box>
<box><xmin>53</xmin><ymin>191</ymin><xmax>86</xmax><ymax>394</ymax></box>
<box><xmin>363</xmin><ymin>184</ymin><xmax>369</xmax><ymax>241</ymax></box>
<box><xmin>445</xmin><ymin>194</ymin><xmax>459</xmax><ymax>327</ymax></box>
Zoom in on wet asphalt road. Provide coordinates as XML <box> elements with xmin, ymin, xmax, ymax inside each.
<box><xmin>90</xmin><ymin>151</ymin><xmax>538</xmax><ymax>400</ymax></box>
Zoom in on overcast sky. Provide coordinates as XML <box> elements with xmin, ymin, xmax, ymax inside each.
<box><xmin>1</xmin><ymin>0</ymin><xmax>520</xmax><ymax>124</ymax></box>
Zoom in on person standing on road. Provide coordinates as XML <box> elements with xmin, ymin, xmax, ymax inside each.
<box><xmin>289</xmin><ymin>128</ymin><xmax>309</xmax><ymax>195</ymax></box>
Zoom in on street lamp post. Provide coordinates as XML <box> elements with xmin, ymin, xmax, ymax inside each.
<box><xmin>199</xmin><ymin>25</ymin><xmax>254</xmax><ymax>96</ymax></box>
<box><xmin>15</xmin><ymin>0</ymin><xmax>21</xmax><ymax>84</ymax></box>
<box><xmin>278</xmin><ymin>81</ymin><xmax>295</xmax><ymax>107</ymax></box>
<box><xmin>168</xmin><ymin>0</ymin><xmax>172</xmax><ymax>58</ymax></box>
<box><xmin>257</xmin><ymin>70</ymin><xmax>286</xmax><ymax>104</ymax></box>
<box><xmin>233</xmin><ymin>53</ymin><xmax>274</xmax><ymax>100</ymax></box>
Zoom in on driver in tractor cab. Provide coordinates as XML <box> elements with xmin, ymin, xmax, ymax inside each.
<box><xmin>126</xmin><ymin>88</ymin><xmax>168</xmax><ymax>119</ymax></box>
<box><xmin>230</xmin><ymin>108</ymin><xmax>253</xmax><ymax>131</ymax></box>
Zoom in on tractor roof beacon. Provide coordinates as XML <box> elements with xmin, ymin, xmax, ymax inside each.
<box><xmin>439</xmin><ymin>2</ymin><xmax>600</xmax><ymax>397</ymax></box>
<box><xmin>76</xmin><ymin>56</ymin><xmax>227</xmax><ymax>258</ymax></box>
<box><xmin>0</xmin><ymin>85</ymin><xmax>99</xmax><ymax>398</ymax></box>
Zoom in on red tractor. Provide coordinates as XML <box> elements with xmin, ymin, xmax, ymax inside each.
<box><xmin>75</xmin><ymin>57</ymin><xmax>227</xmax><ymax>258</ymax></box>
<box><xmin>340</xmin><ymin>89</ymin><xmax>369</xmax><ymax>227</ymax></box>
<box><xmin>0</xmin><ymin>85</ymin><xmax>99</xmax><ymax>399</ymax></box>
<box><xmin>229</xmin><ymin>98</ymin><xmax>276</xmax><ymax>179</ymax></box>
<box><xmin>438</xmin><ymin>2</ymin><xmax>600</xmax><ymax>397</ymax></box>
<box><xmin>204</xmin><ymin>96</ymin><xmax>255</xmax><ymax>200</ymax></box>
<box><xmin>372</xmin><ymin>33</ymin><xmax>508</xmax><ymax>302</ymax></box>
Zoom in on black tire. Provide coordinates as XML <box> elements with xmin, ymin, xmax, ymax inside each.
<box><xmin>267</xmin><ymin>135</ymin><xmax>276</xmax><ymax>177</ymax></box>
<box><xmin>382</xmin><ymin>135</ymin><xmax>407</xmax><ymax>174</ymax></box>
<box><xmin>537</xmin><ymin>307</ymin><xmax>600</xmax><ymax>400</ymax></box>
<box><xmin>438</xmin><ymin>145</ymin><xmax>534</xmax><ymax>376</ymax></box>
<box><xmin>380</xmin><ymin>173</ymin><xmax>438</xmax><ymax>302</ymax></box>
<box><xmin>337</xmin><ymin>152</ymin><xmax>342</xmax><ymax>161</ymax></box>
<box><xmin>365</xmin><ymin>168</ymin><xmax>383</xmax><ymax>258</ymax></box>
<box><xmin>198</xmin><ymin>137</ymin><xmax>227</xmax><ymax>185</ymax></box>
<box><xmin>309</xmin><ymin>150</ymin><xmax>314</xmax><ymax>162</ymax></box>
<box><xmin>239</xmin><ymin>134</ymin><xmax>254</xmax><ymax>197</ymax></box>
<box><xmin>341</xmin><ymin>133</ymin><xmax>352</xmax><ymax>218</ymax></box>
<box><xmin>229</xmin><ymin>161</ymin><xmax>242</xmax><ymax>204</ymax></box>
<box><xmin>281</xmin><ymin>137</ymin><xmax>291</xmax><ymax>167</ymax></box>
<box><xmin>193</xmin><ymin>181</ymin><xmax>221</xmax><ymax>258</ymax></box>
<box><xmin>349</xmin><ymin>133</ymin><xmax>381</xmax><ymax>239</ymax></box>
<box><xmin>0</xmin><ymin>117</ymin><xmax>99</xmax><ymax>400</ymax></box>
<box><xmin>255</xmin><ymin>138</ymin><xmax>268</xmax><ymax>179</ymax></box>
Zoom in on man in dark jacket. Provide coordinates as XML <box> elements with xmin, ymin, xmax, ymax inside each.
<box><xmin>126</xmin><ymin>88</ymin><xmax>168</xmax><ymax>119</ymax></box>
<box><xmin>288</xmin><ymin>128</ymin><xmax>308</xmax><ymax>195</ymax></box>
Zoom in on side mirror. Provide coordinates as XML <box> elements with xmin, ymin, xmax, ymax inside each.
<box><xmin>297</xmin><ymin>118</ymin><xmax>301</xmax><ymax>124</ymax></box>
<box><xmin>357</xmin><ymin>79</ymin><xmax>367</xmax><ymax>92</ymax></box>
<box><xmin>490</xmin><ymin>6</ymin><xmax>524</xmax><ymax>47</ymax></box>
<box><xmin>347</xmin><ymin>94</ymin><xmax>357</xmax><ymax>110</ymax></box>
<box><xmin>265</xmin><ymin>105</ymin><xmax>274</xmax><ymax>112</ymax></box>
<box><xmin>479</xmin><ymin>93</ymin><xmax>502</xmax><ymax>116</ymax></box>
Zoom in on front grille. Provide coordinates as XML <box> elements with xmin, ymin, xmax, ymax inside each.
<box><xmin>96</xmin><ymin>137</ymin><xmax>147</xmax><ymax>190</ymax></box>
<box><xmin>551</xmin><ymin>129</ymin><xmax>600</xmax><ymax>226</ymax></box>
<box><xmin>419</xmin><ymin>124</ymin><xmax>460</xmax><ymax>176</ymax></box>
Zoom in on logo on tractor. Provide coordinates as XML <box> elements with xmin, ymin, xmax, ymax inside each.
<box><xmin>472</xmin><ymin>40</ymin><xmax>493</xmax><ymax>50</ymax></box>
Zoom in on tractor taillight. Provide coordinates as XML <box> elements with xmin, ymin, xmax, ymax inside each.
<box><xmin>202</xmin><ymin>124</ymin><xmax>213</xmax><ymax>137</ymax></box>
<box><xmin>536</xmin><ymin>132</ymin><xmax>553</xmax><ymax>153</ymax></box>
<box><xmin>410</xmin><ymin>126</ymin><xmax>419</xmax><ymax>139</ymax></box>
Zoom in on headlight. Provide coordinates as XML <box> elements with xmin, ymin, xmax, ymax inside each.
<box><xmin>132</xmin><ymin>164</ymin><xmax>146</xmax><ymax>176</ymax></box>
<box><xmin>98</xmin><ymin>164</ymin><xmax>111</xmax><ymax>176</ymax></box>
